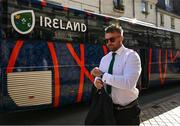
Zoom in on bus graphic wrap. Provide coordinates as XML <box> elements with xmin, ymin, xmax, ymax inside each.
<box><xmin>0</xmin><ymin>0</ymin><xmax>179</xmax><ymax>112</ymax></box>
<box><xmin>11</xmin><ymin>10</ymin><xmax>87</xmax><ymax>35</ymax></box>
<box><xmin>11</xmin><ymin>10</ymin><xmax>35</xmax><ymax>34</ymax></box>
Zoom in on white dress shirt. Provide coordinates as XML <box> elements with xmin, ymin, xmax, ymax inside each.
<box><xmin>94</xmin><ymin>45</ymin><xmax>142</xmax><ymax>106</ymax></box>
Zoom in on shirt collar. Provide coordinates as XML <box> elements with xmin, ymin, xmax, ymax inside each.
<box><xmin>111</xmin><ymin>44</ymin><xmax>125</xmax><ymax>55</ymax></box>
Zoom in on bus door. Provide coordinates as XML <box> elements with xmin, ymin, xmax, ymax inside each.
<box><xmin>139</xmin><ymin>48</ymin><xmax>149</xmax><ymax>89</ymax></box>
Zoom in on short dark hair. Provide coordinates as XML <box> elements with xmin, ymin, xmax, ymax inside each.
<box><xmin>105</xmin><ymin>24</ymin><xmax>123</xmax><ymax>36</ymax></box>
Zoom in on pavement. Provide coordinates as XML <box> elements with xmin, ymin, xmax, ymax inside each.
<box><xmin>0</xmin><ymin>84</ymin><xmax>180</xmax><ymax>125</ymax></box>
<box><xmin>140</xmin><ymin>93</ymin><xmax>180</xmax><ymax>126</ymax></box>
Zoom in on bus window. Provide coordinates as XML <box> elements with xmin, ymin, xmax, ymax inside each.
<box><xmin>57</xmin><ymin>9</ymin><xmax>86</xmax><ymax>43</ymax></box>
<box><xmin>87</xmin><ymin>14</ymin><xmax>105</xmax><ymax>44</ymax></box>
<box><xmin>16</xmin><ymin>0</ymin><xmax>30</xmax><ymax>6</ymax></box>
<box><xmin>0</xmin><ymin>0</ymin><xmax>3</xmax><ymax>39</ymax></box>
<box><xmin>148</xmin><ymin>28</ymin><xmax>165</xmax><ymax>48</ymax></box>
<box><xmin>174</xmin><ymin>33</ymin><xmax>180</xmax><ymax>49</ymax></box>
<box><xmin>122</xmin><ymin>22</ymin><xmax>148</xmax><ymax>48</ymax></box>
<box><xmin>163</xmin><ymin>31</ymin><xmax>174</xmax><ymax>49</ymax></box>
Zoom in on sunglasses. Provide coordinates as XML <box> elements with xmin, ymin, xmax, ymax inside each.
<box><xmin>105</xmin><ymin>36</ymin><xmax>120</xmax><ymax>44</ymax></box>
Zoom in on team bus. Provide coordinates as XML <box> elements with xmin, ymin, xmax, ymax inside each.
<box><xmin>0</xmin><ymin>0</ymin><xmax>180</xmax><ymax>112</ymax></box>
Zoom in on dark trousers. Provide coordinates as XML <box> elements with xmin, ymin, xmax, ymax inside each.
<box><xmin>113</xmin><ymin>102</ymin><xmax>141</xmax><ymax>125</ymax></box>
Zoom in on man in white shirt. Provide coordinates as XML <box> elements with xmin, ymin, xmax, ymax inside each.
<box><xmin>91</xmin><ymin>24</ymin><xmax>142</xmax><ymax>125</ymax></box>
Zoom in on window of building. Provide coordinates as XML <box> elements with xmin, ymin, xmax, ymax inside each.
<box><xmin>165</xmin><ymin>0</ymin><xmax>170</xmax><ymax>7</ymax></box>
<box><xmin>165</xmin><ymin>0</ymin><xmax>173</xmax><ymax>11</ymax></box>
<box><xmin>160</xmin><ymin>14</ymin><xmax>164</xmax><ymax>26</ymax></box>
<box><xmin>141</xmin><ymin>0</ymin><xmax>148</xmax><ymax>14</ymax></box>
<box><xmin>113</xmin><ymin>0</ymin><xmax>124</xmax><ymax>11</ymax></box>
<box><xmin>171</xmin><ymin>17</ymin><xmax>175</xmax><ymax>29</ymax></box>
<box><xmin>150</xmin><ymin>4</ymin><xmax>153</xmax><ymax>9</ymax></box>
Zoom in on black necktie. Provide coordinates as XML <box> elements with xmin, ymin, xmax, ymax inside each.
<box><xmin>106</xmin><ymin>52</ymin><xmax>116</xmax><ymax>94</ymax></box>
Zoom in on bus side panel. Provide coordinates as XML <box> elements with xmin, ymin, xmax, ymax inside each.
<box><xmin>0</xmin><ymin>0</ymin><xmax>3</xmax><ymax>112</ymax></box>
<box><xmin>149</xmin><ymin>48</ymin><xmax>180</xmax><ymax>87</ymax></box>
<box><xmin>1</xmin><ymin>39</ymin><xmax>105</xmax><ymax>112</ymax></box>
<box><xmin>1</xmin><ymin>40</ymin><xmax>54</xmax><ymax>111</ymax></box>
<box><xmin>149</xmin><ymin>48</ymin><xmax>161</xmax><ymax>86</ymax></box>
<box><xmin>1</xmin><ymin>0</ymin><xmax>107</xmax><ymax>112</ymax></box>
<box><xmin>56</xmin><ymin>42</ymin><xmax>104</xmax><ymax>106</ymax></box>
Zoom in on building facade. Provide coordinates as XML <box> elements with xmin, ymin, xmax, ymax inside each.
<box><xmin>101</xmin><ymin>0</ymin><xmax>158</xmax><ymax>25</ymax></box>
<box><xmin>157</xmin><ymin>0</ymin><xmax>180</xmax><ymax>32</ymax></box>
<box><xmin>49</xmin><ymin>0</ymin><xmax>180</xmax><ymax>32</ymax></box>
<box><xmin>48</xmin><ymin>0</ymin><xmax>100</xmax><ymax>13</ymax></box>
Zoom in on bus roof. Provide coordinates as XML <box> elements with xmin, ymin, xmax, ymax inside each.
<box><xmin>118</xmin><ymin>17</ymin><xmax>180</xmax><ymax>34</ymax></box>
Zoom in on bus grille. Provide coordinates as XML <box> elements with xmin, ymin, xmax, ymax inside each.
<box><xmin>7</xmin><ymin>71</ymin><xmax>52</xmax><ymax>107</ymax></box>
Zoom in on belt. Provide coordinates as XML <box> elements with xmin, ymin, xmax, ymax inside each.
<box><xmin>113</xmin><ymin>99</ymin><xmax>138</xmax><ymax>111</ymax></box>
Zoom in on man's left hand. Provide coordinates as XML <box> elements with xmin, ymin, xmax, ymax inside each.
<box><xmin>91</xmin><ymin>67</ymin><xmax>103</xmax><ymax>77</ymax></box>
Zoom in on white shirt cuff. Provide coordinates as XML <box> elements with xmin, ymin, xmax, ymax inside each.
<box><xmin>102</xmin><ymin>73</ymin><xmax>112</xmax><ymax>85</ymax></box>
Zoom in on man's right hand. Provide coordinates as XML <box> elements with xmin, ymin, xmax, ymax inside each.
<box><xmin>94</xmin><ymin>79</ymin><xmax>103</xmax><ymax>89</ymax></box>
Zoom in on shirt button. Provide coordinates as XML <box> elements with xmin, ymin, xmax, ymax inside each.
<box><xmin>104</xmin><ymin>80</ymin><xmax>106</xmax><ymax>83</ymax></box>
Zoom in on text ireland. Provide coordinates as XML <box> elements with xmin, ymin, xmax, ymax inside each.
<box><xmin>40</xmin><ymin>16</ymin><xmax>87</xmax><ymax>32</ymax></box>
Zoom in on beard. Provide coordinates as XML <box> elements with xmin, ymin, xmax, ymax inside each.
<box><xmin>108</xmin><ymin>44</ymin><xmax>121</xmax><ymax>52</ymax></box>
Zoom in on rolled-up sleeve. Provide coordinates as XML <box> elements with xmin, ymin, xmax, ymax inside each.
<box><xmin>102</xmin><ymin>52</ymin><xmax>141</xmax><ymax>90</ymax></box>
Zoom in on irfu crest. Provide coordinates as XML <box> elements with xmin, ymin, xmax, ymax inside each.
<box><xmin>11</xmin><ymin>10</ymin><xmax>35</xmax><ymax>34</ymax></box>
